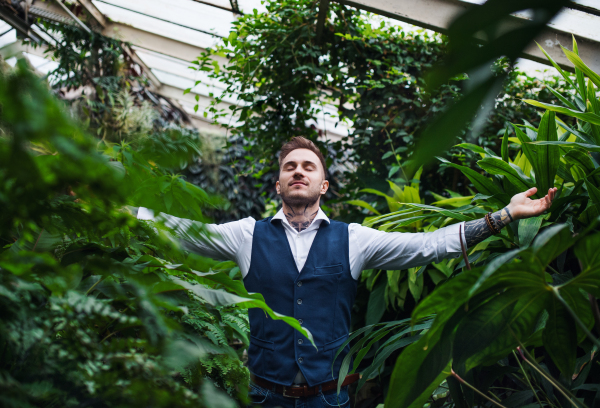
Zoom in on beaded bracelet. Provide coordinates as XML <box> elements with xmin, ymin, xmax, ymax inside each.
<box><xmin>485</xmin><ymin>212</ymin><xmax>500</xmax><ymax>235</ymax></box>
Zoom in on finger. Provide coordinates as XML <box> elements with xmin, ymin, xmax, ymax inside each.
<box><xmin>524</xmin><ymin>187</ymin><xmax>537</xmax><ymax>198</ymax></box>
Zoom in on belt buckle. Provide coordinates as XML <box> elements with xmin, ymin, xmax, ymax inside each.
<box><xmin>282</xmin><ymin>386</ymin><xmax>300</xmax><ymax>398</ymax></box>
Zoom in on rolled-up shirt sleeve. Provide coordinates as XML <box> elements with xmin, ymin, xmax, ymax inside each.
<box><xmin>137</xmin><ymin>207</ymin><xmax>254</xmax><ymax>268</ymax></box>
<box><xmin>351</xmin><ymin>222</ymin><xmax>466</xmax><ymax>272</ymax></box>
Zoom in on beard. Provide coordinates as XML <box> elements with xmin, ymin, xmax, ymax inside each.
<box><xmin>280</xmin><ymin>185</ymin><xmax>321</xmax><ymax>207</ymax></box>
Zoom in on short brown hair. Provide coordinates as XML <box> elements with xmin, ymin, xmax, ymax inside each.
<box><xmin>279</xmin><ymin>137</ymin><xmax>327</xmax><ymax>177</ymax></box>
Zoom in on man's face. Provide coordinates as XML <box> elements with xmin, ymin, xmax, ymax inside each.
<box><xmin>276</xmin><ymin>148</ymin><xmax>329</xmax><ymax>206</ymax></box>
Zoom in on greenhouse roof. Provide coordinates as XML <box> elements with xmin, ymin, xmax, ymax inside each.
<box><xmin>1</xmin><ymin>0</ymin><xmax>600</xmax><ymax>136</ymax></box>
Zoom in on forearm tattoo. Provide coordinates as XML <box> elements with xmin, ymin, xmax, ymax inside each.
<box><xmin>464</xmin><ymin>207</ymin><xmax>514</xmax><ymax>248</ymax></box>
<box><xmin>284</xmin><ymin>204</ymin><xmax>318</xmax><ymax>233</ymax></box>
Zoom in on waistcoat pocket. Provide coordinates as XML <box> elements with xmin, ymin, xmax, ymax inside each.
<box><xmin>250</xmin><ymin>335</ymin><xmax>275</xmax><ymax>351</ymax></box>
<box><xmin>315</xmin><ymin>264</ymin><xmax>343</xmax><ymax>275</ymax></box>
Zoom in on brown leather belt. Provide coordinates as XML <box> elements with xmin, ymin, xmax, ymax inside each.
<box><xmin>251</xmin><ymin>373</ymin><xmax>360</xmax><ymax>398</ymax></box>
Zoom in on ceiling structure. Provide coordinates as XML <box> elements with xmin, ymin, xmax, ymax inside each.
<box><xmin>1</xmin><ymin>0</ymin><xmax>600</xmax><ymax>138</ymax></box>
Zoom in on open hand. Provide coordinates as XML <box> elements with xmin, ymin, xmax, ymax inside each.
<box><xmin>507</xmin><ymin>187</ymin><xmax>557</xmax><ymax>221</ymax></box>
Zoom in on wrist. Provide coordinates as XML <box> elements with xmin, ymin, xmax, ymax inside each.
<box><xmin>504</xmin><ymin>204</ymin><xmax>519</xmax><ymax>221</ymax></box>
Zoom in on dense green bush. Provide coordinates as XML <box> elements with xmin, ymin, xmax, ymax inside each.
<box><xmin>190</xmin><ymin>0</ymin><xmax>571</xmax><ymax>220</ymax></box>
<box><xmin>0</xmin><ymin>58</ymin><xmax>314</xmax><ymax>407</ymax></box>
<box><xmin>342</xmin><ymin>40</ymin><xmax>600</xmax><ymax>408</ymax></box>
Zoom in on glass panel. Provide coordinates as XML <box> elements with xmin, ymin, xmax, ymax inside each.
<box><xmin>0</xmin><ymin>28</ymin><xmax>16</xmax><ymax>49</ymax></box>
<box><xmin>93</xmin><ymin>0</ymin><xmax>235</xmax><ymax>36</ymax></box>
<box><xmin>0</xmin><ymin>20</ymin><xmax>11</xmax><ymax>33</ymax></box>
<box><xmin>460</xmin><ymin>0</ymin><xmax>600</xmax><ymax>42</ymax></box>
<box><xmin>92</xmin><ymin>1</ymin><xmax>226</xmax><ymax>49</ymax></box>
<box><xmin>24</xmin><ymin>53</ymin><xmax>60</xmax><ymax>75</ymax></box>
<box><xmin>195</xmin><ymin>0</ymin><xmax>232</xmax><ymax>11</ymax></box>
<box><xmin>237</xmin><ymin>0</ymin><xmax>268</xmax><ymax>14</ymax></box>
<box><xmin>572</xmin><ymin>0</ymin><xmax>600</xmax><ymax>13</ymax></box>
<box><xmin>134</xmin><ymin>48</ymin><xmax>229</xmax><ymax>93</ymax></box>
<box><xmin>548</xmin><ymin>8</ymin><xmax>600</xmax><ymax>43</ymax></box>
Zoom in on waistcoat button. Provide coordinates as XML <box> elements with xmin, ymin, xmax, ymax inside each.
<box><xmin>297</xmin><ymin>299</ymin><xmax>302</xmax><ymax>305</ymax></box>
<box><xmin>298</xmin><ymin>357</ymin><xmax>304</xmax><ymax>364</ymax></box>
<box><xmin>297</xmin><ymin>281</ymin><xmax>302</xmax><ymax>287</ymax></box>
<box><xmin>298</xmin><ymin>319</ymin><xmax>303</xmax><ymax>324</ymax></box>
<box><xmin>297</xmin><ymin>339</ymin><xmax>303</xmax><ymax>344</ymax></box>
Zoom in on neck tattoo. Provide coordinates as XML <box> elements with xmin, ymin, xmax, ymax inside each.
<box><xmin>284</xmin><ymin>204</ymin><xmax>319</xmax><ymax>233</ymax></box>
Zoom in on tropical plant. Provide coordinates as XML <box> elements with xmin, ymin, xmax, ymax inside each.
<box><xmin>342</xmin><ymin>38</ymin><xmax>600</xmax><ymax>408</ymax></box>
<box><xmin>0</xmin><ymin>59</ymin><xmax>313</xmax><ymax>407</ymax></box>
<box><xmin>188</xmin><ymin>0</ymin><xmax>573</xmax><ymax>224</ymax></box>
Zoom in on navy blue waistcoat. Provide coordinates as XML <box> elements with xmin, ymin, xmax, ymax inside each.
<box><xmin>243</xmin><ymin>218</ymin><xmax>357</xmax><ymax>386</ymax></box>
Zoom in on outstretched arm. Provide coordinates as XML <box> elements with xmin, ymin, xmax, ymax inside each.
<box><xmin>356</xmin><ymin>187</ymin><xmax>557</xmax><ymax>275</ymax></box>
<box><xmin>464</xmin><ymin>187</ymin><xmax>557</xmax><ymax>248</ymax></box>
<box><xmin>134</xmin><ymin>207</ymin><xmax>254</xmax><ymax>264</ymax></box>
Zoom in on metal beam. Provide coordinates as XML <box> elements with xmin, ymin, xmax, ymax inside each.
<box><xmin>103</xmin><ymin>22</ymin><xmax>208</xmax><ymax>62</ymax></box>
<box><xmin>0</xmin><ymin>3</ymin><xmax>43</xmax><ymax>42</ymax></box>
<box><xmin>77</xmin><ymin>0</ymin><xmax>107</xmax><ymax>29</ymax></box>
<box><xmin>336</xmin><ymin>0</ymin><xmax>600</xmax><ymax>73</ymax></box>
<box><xmin>570</xmin><ymin>1</ymin><xmax>600</xmax><ymax>18</ymax></box>
<box><xmin>29</xmin><ymin>1</ymin><xmax>209</xmax><ymax>62</ymax></box>
<box><xmin>55</xmin><ymin>0</ymin><xmax>91</xmax><ymax>33</ymax></box>
<box><xmin>122</xmin><ymin>44</ymin><xmax>162</xmax><ymax>89</ymax></box>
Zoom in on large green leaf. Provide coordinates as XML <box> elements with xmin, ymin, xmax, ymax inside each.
<box><xmin>414</xmin><ymin>269</ymin><xmax>483</xmax><ymax>322</ymax></box>
<box><xmin>452</xmin><ymin>292</ymin><xmax>518</xmax><ymax>373</ymax></box>
<box><xmin>172</xmin><ymin>277</ymin><xmax>315</xmax><ymax>347</ymax></box>
<box><xmin>530</xmin><ymin>140</ymin><xmax>600</xmax><ymax>152</ymax></box>
<box><xmin>523</xmin><ymin>100</ymin><xmax>600</xmax><ymax>126</ymax></box>
<box><xmin>366</xmin><ymin>279</ymin><xmax>387</xmax><ymax>325</ymax></box>
<box><xmin>501</xmin><ymin>128</ymin><xmax>510</xmax><ymax>163</ymax></box>
<box><xmin>560</xmin><ymin>285</ymin><xmax>595</xmax><ymax>343</ymax></box>
<box><xmin>585</xmin><ymin>179</ymin><xmax>600</xmax><ymax>205</ymax></box>
<box><xmin>361</xmin><ymin>188</ymin><xmax>400</xmax><ymax>212</ymax></box>
<box><xmin>518</xmin><ymin>215</ymin><xmax>544</xmax><ymax>248</ymax></box>
<box><xmin>570</xmin><ymin>232</ymin><xmax>600</xmax><ymax>298</ymax></box>
<box><xmin>529</xmin><ymin>224</ymin><xmax>575</xmax><ymax>267</ymax></box>
<box><xmin>384</xmin><ymin>333</ymin><xmax>452</xmax><ymax>408</ymax></box>
<box><xmin>446</xmin><ymin>162</ymin><xmax>504</xmax><ymax>198</ymax></box>
<box><xmin>543</xmin><ymin>294</ymin><xmax>577</xmax><ymax>378</ymax></box>
<box><xmin>334</xmin><ymin>321</ymin><xmax>404</xmax><ymax>393</ymax></box>
<box><xmin>466</xmin><ymin>291</ymin><xmax>548</xmax><ymax>370</ymax></box>
<box><xmin>564</xmin><ymin>149</ymin><xmax>596</xmax><ymax>176</ymax></box>
<box><xmin>477</xmin><ymin>157</ymin><xmax>534</xmax><ymax>192</ymax></box>
<box><xmin>534</xmin><ymin>111</ymin><xmax>560</xmax><ymax>194</ymax></box>
<box><xmin>512</xmin><ymin>124</ymin><xmax>537</xmax><ymax>179</ymax></box>
<box><xmin>404</xmin><ymin>203</ymin><xmax>475</xmax><ymax>222</ymax></box>
<box><xmin>535</xmin><ymin>42</ymin><xmax>575</xmax><ymax>88</ymax></box>
<box><xmin>478</xmin><ymin>266</ymin><xmax>547</xmax><ymax>295</ymax></box>
<box><xmin>558</xmin><ymin>121</ymin><xmax>597</xmax><ymax>145</ymax></box>
<box><xmin>356</xmin><ymin>333</ymin><xmax>423</xmax><ymax>392</ymax></box>
<box><xmin>561</xmin><ymin>45</ymin><xmax>600</xmax><ymax>89</ymax></box>
<box><xmin>468</xmin><ymin>249</ymin><xmax>523</xmax><ymax>296</ymax></box>
<box><xmin>346</xmin><ymin>200</ymin><xmax>381</xmax><ymax>215</ymax></box>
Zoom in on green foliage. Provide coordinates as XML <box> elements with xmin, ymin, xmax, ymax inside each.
<box><xmin>189</xmin><ymin>0</ymin><xmax>573</xmax><ymax>223</ymax></box>
<box><xmin>181</xmin><ymin>302</ymin><xmax>250</xmax><ymax>395</ymax></box>
<box><xmin>358</xmin><ymin>38</ymin><xmax>600</xmax><ymax>408</ymax></box>
<box><xmin>0</xmin><ymin>58</ymin><xmax>314</xmax><ymax>407</ymax></box>
<box><xmin>410</xmin><ymin>0</ymin><xmax>571</xmax><ymax>173</ymax></box>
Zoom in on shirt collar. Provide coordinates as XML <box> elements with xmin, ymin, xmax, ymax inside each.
<box><xmin>271</xmin><ymin>207</ymin><xmax>330</xmax><ymax>228</ymax></box>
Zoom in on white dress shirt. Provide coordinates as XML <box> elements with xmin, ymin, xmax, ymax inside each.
<box><xmin>138</xmin><ymin>207</ymin><xmax>466</xmax><ymax>280</ymax></box>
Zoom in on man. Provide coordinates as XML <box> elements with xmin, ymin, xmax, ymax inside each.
<box><xmin>138</xmin><ymin>137</ymin><xmax>556</xmax><ymax>408</ymax></box>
